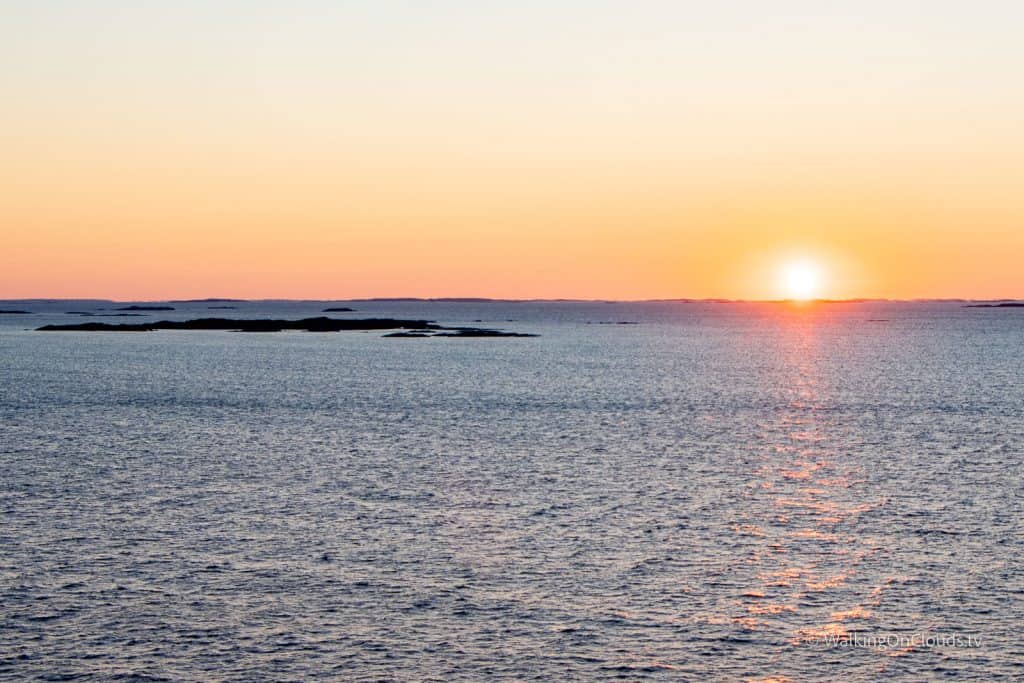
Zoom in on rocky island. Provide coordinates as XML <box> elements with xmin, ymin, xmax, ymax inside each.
<box><xmin>37</xmin><ymin>316</ymin><xmax>536</xmax><ymax>337</ymax></box>
<box><xmin>964</xmin><ymin>302</ymin><xmax>1024</xmax><ymax>308</ymax></box>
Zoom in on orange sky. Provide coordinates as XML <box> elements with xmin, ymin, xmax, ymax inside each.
<box><xmin>3</xmin><ymin>3</ymin><xmax>1022</xmax><ymax>300</ymax></box>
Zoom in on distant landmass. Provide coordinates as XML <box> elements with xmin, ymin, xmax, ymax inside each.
<box><xmin>116</xmin><ymin>305</ymin><xmax>175</xmax><ymax>311</ymax></box>
<box><xmin>347</xmin><ymin>297</ymin><xmax>608</xmax><ymax>303</ymax></box>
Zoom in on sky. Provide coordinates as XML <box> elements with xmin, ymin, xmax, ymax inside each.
<box><xmin>3</xmin><ymin>1</ymin><xmax>1023</xmax><ymax>300</ymax></box>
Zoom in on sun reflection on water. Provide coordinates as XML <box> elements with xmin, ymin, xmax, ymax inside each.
<box><xmin>707</xmin><ymin>313</ymin><xmax>896</xmax><ymax>678</ymax></box>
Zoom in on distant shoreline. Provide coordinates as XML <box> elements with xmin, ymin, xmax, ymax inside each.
<box><xmin>3</xmin><ymin>297</ymin><xmax>1022</xmax><ymax>305</ymax></box>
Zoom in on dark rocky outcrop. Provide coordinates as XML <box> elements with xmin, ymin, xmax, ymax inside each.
<box><xmin>322</xmin><ymin>307</ymin><xmax>355</xmax><ymax>312</ymax></box>
<box><xmin>964</xmin><ymin>302</ymin><xmax>1024</xmax><ymax>308</ymax></box>
<box><xmin>40</xmin><ymin>322</ymin><xmax>152</xmax><ymax>331</ymax></box>
<box><xmin>38</xmin><ymin>316</ymin><xmax>440</xmax><ymax>333</ymax></box>
<box><xmin>0</xmin><ymin>310</ymin><xmax>32</xmax><ymax>314</ymax></box>
<box><xmin>37</xmin><ymin>316</ymin><xmax>537</xmax><ymax>338</ymax></box>
<box><xmin>432</xmin><ymin>328</ymin><xmax>537</xmax><ymax>338</ymax></box>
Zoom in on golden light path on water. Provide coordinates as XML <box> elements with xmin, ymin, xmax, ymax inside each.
<box><xmin>711</xmin><ymin>307</ymin><xmax>910</xmax><ymax>682</ymax></box>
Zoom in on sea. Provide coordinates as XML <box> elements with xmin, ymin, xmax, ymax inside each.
<box><xmin>1</xmin><ymin>299</ymin><xmax>1021</xmax><ymax>681</ymax></box>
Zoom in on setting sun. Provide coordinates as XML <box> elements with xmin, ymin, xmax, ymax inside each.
<box><xmin>781</xmin><ymin>261</ymin><xmax>821</xmax><ymax>301</ymax></box>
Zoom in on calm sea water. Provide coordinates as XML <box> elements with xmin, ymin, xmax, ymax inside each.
<box><xmin>1</xmin><ymin>300</ymin><xmax>1022</xmax><ymax>681</ymax></box>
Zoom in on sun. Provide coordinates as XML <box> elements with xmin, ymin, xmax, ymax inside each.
<box><xmin>781</xmin><ymin>260</ymin><xmax>821</xmax><ymax>300</ymax></box>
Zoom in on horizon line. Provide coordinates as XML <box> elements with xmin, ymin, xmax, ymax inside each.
<box><xmin>3</xmin><ymin>296</ymin><xmax>1022</xmax><ymax>305</ymax></box>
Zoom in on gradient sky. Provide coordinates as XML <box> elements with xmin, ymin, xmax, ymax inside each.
<box><xmin>3</xmin><ymin>1</ymin><xmax>1023</xmax><ymax>300</ymax></box>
